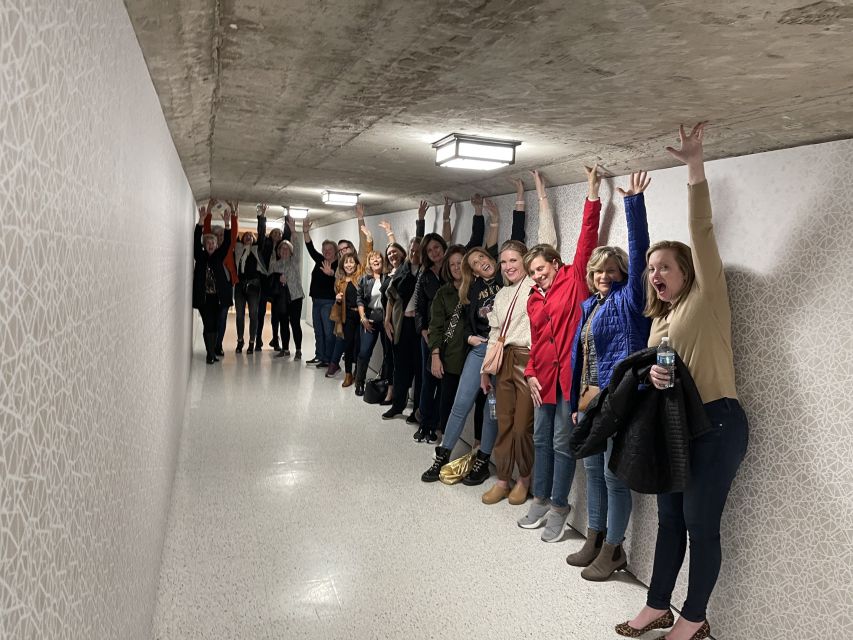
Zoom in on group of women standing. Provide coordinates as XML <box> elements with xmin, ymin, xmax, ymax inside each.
<box><xmin>192</xmin><ymin>124</ymin><xmax>748</xmax><ymax>640</ymax></box>
<box><xmin>191</xmin><ymin>203</ymin><xmax>304</xmax><ymax>363</ymax></box>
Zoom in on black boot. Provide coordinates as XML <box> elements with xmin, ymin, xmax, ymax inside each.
<box><xmin>421</xmin><ymin>446</ymin><xmax>452</xmax><ymax>483</ymax></box>
<box><xmin>462</xmin><ymin>450</ymin><xmax>492</xmax><ymax>486</ymax></box>
<box><xmin>236</xmin><ymin>340</ymin><xmax>244</xmax><ymax>354</ymax></box>
<box><xmin>203</xmin><ymin>333</ymin><xmax>217</xmax><ymax>364</ymax></box>
<box><xmin>355</xmin><ymin>358</ymin><xmax>368</xmax><ymax>396</ymax></box>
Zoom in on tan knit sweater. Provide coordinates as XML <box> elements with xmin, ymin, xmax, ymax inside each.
<box><xmin>647</xmin><ymin>180</ymin><xmax>737</xmax><ymax>403</ymax></box>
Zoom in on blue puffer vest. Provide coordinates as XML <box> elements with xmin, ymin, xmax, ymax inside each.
<box><xmin>569</xmin><ymin>193</ymin><xmax>652</xmax><ymax>412</ymax></box>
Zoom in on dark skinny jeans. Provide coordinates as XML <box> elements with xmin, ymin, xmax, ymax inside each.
<box><xmin>647</xmin><ymin>397</ymin><xmax>749</xmax><ymax>622</ymax></box>
<box><xmin>389</xmin><ymin>317</ymin><xmax>421</xmax><ymax>414</ymax></box>
<box><xmin>280</xmin><ymin>297</ymin><xmax>303</xmax><ymax>351</ymax></box>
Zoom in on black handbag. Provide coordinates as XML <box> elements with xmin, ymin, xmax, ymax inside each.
<box><xmin>363</xmin><ymin>378</ymin><xmax>389</xmax><ymax>404</ymax></box>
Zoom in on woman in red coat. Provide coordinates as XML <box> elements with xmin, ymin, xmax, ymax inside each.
<box><xmin>517</xmin><ymin>165</ymin><xmax>601</xmax><ymax>543</ymax></box>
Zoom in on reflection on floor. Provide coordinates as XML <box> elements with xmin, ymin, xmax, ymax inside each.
<box><xmin>153</xmin><ymin>322</ymin><xmax>648</xmax><ymax>639</ymax></box>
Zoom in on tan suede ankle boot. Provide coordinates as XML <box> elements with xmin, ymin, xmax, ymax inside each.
<box><xmin>581</xmin><ymin>541</ymin><xmax>628</xmax><ymax>581</ymax></box>
<box><xmin>566</xmin><ymin>528</ymin><xmax>605</xmax><ymax>567</ymax></box>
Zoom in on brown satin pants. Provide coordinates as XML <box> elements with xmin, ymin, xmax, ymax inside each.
<box><xmin>493</xmin><ymin>346</ymin><xmax>535</xmax><ymax>482</ymax></box>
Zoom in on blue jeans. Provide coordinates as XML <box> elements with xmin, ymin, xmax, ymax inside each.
<box><xmin>439</xmin><ymin>342</ymin><xmax>497</xmax><ymax>454</ymax></box>
<box><xmin>532</xmin><ymin>385</ymin><xmax>575</xmax><ymax>509</ymax></box>
<box><xmin>359</xmin><ymin>323</ymin><xmax>381</xmax><ymax>361</ymax></box>
<box><xmin>647</xmin><ymin>398</ymin><xmax>749</xmax><ymax>622</ymax></box>
<box><xmin>311</xmin><ymin>298</ymin><xmax>335</xmax><ymax>363</ymax></box>
<box><xmin>580</xmin><ymin>409</ymin><xmax>633</xmax><ymax>544</ymax></box>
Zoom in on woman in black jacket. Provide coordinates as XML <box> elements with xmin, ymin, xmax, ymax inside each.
<box><xmin>192</xmin><ymin>204</ymin><xmax>231</xmax><ymax>364</ymax></box>
<box><xmin>413</xmin><ymin>195</ymin><xmax>486</xmax><ymax>441</ymax></box>
<box><xmin>354</xmin><ymin>251</ymin><xmax>389</xmax><ymax>395</ymax></box>
<box><xmin>234</xmin><ymin>229</ymin><xmax>264</xmax><ymax>354</ymax></box>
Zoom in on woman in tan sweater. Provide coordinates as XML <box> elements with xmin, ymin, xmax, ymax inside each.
<box><xmin>479</xmin><ymin>171</ymin><xmax>558</xmax><ymax>505</ymax></box>
<box><xmin>616</xmin><ymin>124</ymin><xmax>749</xmax><ymax>640</ymax></box>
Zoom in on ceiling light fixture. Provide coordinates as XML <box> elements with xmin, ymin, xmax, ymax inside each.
<box><xmin>432</xmin><ymin>133</ymin><xmax>521</xmax><ymax>171</ymax></box>
<box><xmin>321</xmin><ymin>190</ymin><xmax>359</xmax><ymax>206</ymax></box>
<box><xmin>288</xmin><ymin>207</ymin><xmax>309</xmax><ymax>220</ymax></box>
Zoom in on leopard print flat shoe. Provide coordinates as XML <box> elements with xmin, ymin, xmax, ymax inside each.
<box><xmin>614</xmin><ymin>609</ymin><xmax>674</xmax><ymax>637</ymax></box>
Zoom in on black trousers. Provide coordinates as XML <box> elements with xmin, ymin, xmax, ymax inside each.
<box><xmin>280</xmin><ymin>297</ymin><xmax>303</xmax><ymax>351</ymax></box>
<box><xmin>256</xmin><ymin>290</ymin><xmax>279</xmax><ymax>345</ymax></box>
<box><xmin>647</xmin><ymin>398</ymin><xmax>749</xmax><ymax>622</ymax></box>
<box><xmin>389</xmin><ymin>317</ymin><xmax>420</xmax><ymax>413</ymax></box>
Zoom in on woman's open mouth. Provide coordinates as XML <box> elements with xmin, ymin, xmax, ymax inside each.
<box><xmin>654</xmin><ymin>281</ymin><xmax>667</xmax><ymax>296</ymax></box>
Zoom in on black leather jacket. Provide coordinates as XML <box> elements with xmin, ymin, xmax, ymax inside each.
<box><xmin>570</xmin><ymin>347</ymin><xmax>711</xmax><ymax>494</ymax></box>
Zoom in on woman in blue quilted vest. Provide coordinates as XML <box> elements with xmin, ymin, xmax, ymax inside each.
<box><xmin>566</xmin><ymin>171</ymin><xmax>652</xmax><ymax>581</ymax></box>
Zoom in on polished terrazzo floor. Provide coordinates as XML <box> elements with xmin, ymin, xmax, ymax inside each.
<box><xmin>152</xmin><ymin>320</ymin><xmax>649</xmax><ymax>640</ymax></box>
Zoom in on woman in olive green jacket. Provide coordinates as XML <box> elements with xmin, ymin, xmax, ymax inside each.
<box><xmin>426</xmin><ymin>244</ymin><xmax>484</xmax><ymax>445</ymax></box>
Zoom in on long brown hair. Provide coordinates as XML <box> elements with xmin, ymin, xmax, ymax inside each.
<box><xmin>643</xmin><ymin>241</ymin><xmax>695</xmax><ymax>319</ymax></box>
<box><xmin>335</xmin><ymin>253</ymin><xmax>363</xmax><ymax>283</ymax></box>
<box><xmin>459</xmin><ymin>247</ymin><xmax>495</xmax><ymax>305</ymax></box>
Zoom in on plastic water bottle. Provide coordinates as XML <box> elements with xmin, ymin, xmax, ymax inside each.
<box><xmin>657</xmin><ymin>337</ymin><xmax>675</xmax><ymax>389</ymax></box>
<box><xmin>487</xmin><ymin>389</ymin><xmax>497</xmax><ymax>419</ymax></box>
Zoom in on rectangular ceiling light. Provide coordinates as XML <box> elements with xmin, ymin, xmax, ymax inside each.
<box><xmin>321</xmin><ymin>190</ymin><xmax>359</xmax><ymax>206</ymax></box>
<box><xmin>432</xmin><ymin>133</ymin><xmax>521</xmax><ymax>171</ymax></box>
<box><xmin>288</xmin><ymin>207</ymin><xmax>309</xmax><ymax>220</ymax></box>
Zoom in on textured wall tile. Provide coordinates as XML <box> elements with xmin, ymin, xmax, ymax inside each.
<box><xmin>318</xmin><ymin>138</ymin><xmax>853</xmax><ymax>639</ymax></box>
<box><xmin>0</xmin><ymin>0</ymin><xmax>194</xmax><ymax>639</ymax></box>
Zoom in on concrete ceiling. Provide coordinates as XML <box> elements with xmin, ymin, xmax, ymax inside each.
<box><xmin>125</xmin><ymin>0</ymin><xmax>853</xmax><ymax>223</ymax></box>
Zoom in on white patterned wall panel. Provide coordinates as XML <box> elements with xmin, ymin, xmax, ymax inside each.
<box><xmin>319</xmin><ymin>138</ymin><xmax>853</xmax><ymax>639</ymax></box>
<box><xmin>0</xmin><ymin>1</ymin><xmax>194</xmax><ymax>639</ymax></box>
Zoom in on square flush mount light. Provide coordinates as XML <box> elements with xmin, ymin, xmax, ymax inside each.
<box><xmin>432</xmin><ymin>133</ymin><xmax>521</xmax><ymax>170</ymax></box>
<box><xmin>288</xmin><ymin>207</ymin><xmax>309</xmax><ymax>220</ymax></box>
<box><xmin>321</xmin><ymin>190</ymin><xmax>360</xmax><ymax>206</ymax></box>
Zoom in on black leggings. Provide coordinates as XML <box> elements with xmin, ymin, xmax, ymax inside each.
<box><xmin>280</xmin><ymin>297</ymin><xmax>303</xmax><ymax>351</ymax></box>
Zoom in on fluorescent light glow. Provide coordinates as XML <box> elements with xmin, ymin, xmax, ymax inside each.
<box><xmin>288</xmin><ymin>207</ymin><xmax>309</xmax><ymax>219</ymax></box>
<box><xmin>443</xmin><ymin>158</ymin><xmax>509</xmax><ymax>171</ymax></box>
<box><xmin>321</xmin><ymin>190</ymin><xmax>359</xmax><ymax>206</ymax></box>
<box><xmin>432</xmin><ymin>133</ymin><xmax>521</xmax><ymax>171</ymax></box>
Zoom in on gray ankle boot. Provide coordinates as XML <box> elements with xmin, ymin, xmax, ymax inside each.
<box><xmin>581</xmin><ymin>541</ymin><xmax>628</xmax><ymax>581</ymax></box>
<box><xmin>566</xmin><ymin>528</ymin><xmax>605</xmax><ymax>567</ymax></box>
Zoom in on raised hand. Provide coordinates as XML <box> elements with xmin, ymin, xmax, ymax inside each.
<box><xmin>584</xmin><ymin>164</ymin><xmax>602</xmax><ymax>200</ymax></box>
<box><xmin>417</xmin><ymin>200</ymin><xmax>429</xmax><ymax>220</ymax></box>
<box><xmin>303</xmin><ymin>217</ymin><xmax>313</xmax><ymax>233</ymax></box>
<box><xmin>257</xmin><ymin>203</ymin><xmax>268</xmax><ymax>217</ymax></box>
<box><xmin>356</xmin><ymin>203</ymin><xmax>365</xmax><ymax>220</ymax></box>
<box><xmin>666</xmin><ymin>122</ymin><xmax>706</xmax><ymax>166</ymax></box>
<box><xmin>530</xmin><ymin>170</ymin><xmax>547</xmax><ymax>199</ymax></box>
<box><xmin>197</xmin><ymin>206</ymin><xmax>206</xmax><ymax>223</ymax></box>
<box><xmin>616</xmin><ymin>171</ymin><xmax>652</xmax><ymax>197</ymax></box>
<box><xmin>360</xmin><ymin>224</ymin><xmax>372</xmax><ymax>243</ymax></box>
<box><xmin>471</xmin><ymin>193</ymin><xmax>484</xmax><ymax>208</ymax></box>
<box><xmin>510</xmin><ymin>177</ymin><xmax>525</xmax><ymax>197</ymax></box>
<box><xmin>321</xmin><ymin>260</ymin><xmax>334</xmax><ymax>276</ymax></box>
<box><xmin>378</xmin><ymin>220</ymin><xmax>392</xmax><ymax>235</ymax></box>
<box><xmin>286</xmin><ymin>216</ymin><xmax>296</xmax><ymax>234</ymax></box>
<box><xmin>483</xmin><ymin>198</ymin><xmax>499</xmax><ymax>220</ymax></box>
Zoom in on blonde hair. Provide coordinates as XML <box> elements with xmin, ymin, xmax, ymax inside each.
<box><xmin>644</xmin><ymin>241</ymin><xmax>695</xmax><ymax>319</ymax></box>
<box><xmin>459</xmin><ymin>247</ymin><xmax>494</xmax><ymax>305</ymax></box>
<box><xmin>366</xmin><ymin>250</ymin><xmax>386</xmax><ymax>274</ymax></box>
<box><xmin>523</xmin><ymin>244</ymin><xmax>562</xmax><ymax>274</ymax></box>
<box><xmin>585</xmin><ymin>246</ymin><xmax>628</xmax><ymax>293</ymax></box>
<box><xmin>277</xmin><ymin>239</ymin><xmax>294</xmax><ymax>259</ymax></box>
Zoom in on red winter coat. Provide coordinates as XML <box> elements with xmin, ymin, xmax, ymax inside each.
<box><xmin>524</xmin><ymin>198</ymin><xmax>601</xmax><ymax>405</ymax></box>
<box><xmin>204</xmin><ymin>212</ymin><xmax>239</xmax><ymax>285</ymax></box>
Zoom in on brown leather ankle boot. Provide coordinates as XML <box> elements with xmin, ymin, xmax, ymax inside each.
<box><xmin>342</xmin><ymin>373</ymin><xmax>355</xmax><ymax>388</ymax></box>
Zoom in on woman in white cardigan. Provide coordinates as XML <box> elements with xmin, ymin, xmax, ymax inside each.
<box><xmin>480</xmin><ymin>171</ymin><xmax>558</xmax><ymax>505</ymax></box>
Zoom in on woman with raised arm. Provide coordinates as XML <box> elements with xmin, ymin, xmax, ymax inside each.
<box><xmin>354</xmin><ymin>251</ymin><xmax>390</xmax><ymax>395</ymax></box>
<box><xmin>518</xmin><ymin>165</ymin><xmax>602</xmax><ymax>542</ymax></box>
<box><xmin>413</xmin><ymin>196</ymin><xmax>485</xmax><ymax>442</ymax></box>
<box><xmin>304</xmin><ymin>217</ymin><xmax>338</xmax><ymax>368</ymax></box>
<box><xmin>478</xmin><ymin>172</ymin><xmax>557</xmax><ymax>504</ymax></box>
<box><xmin>203</xmin><ymin>202</ymin><xmax>239</xmax><ymax>357</ymax></box>
<box><xmin>192</xmin><ymin>201</ymin><xmax>232</xmax><ymax>364</ymax></box>
<box><xmin>563</xmin><ymin>171</ymin><xmax>652</xmax><ymax>580</ymax></box>
<box><xmin>420</xmin><ymin>197</ymin><xmax>526</xmax><ymax>483</ymax></box>
<box><xmin>255</xmin><ymin>204</ymin><xmax>284</xmax><ymax>352</ymax></box>
<box><xmin>233</xmin><ymin>223</ymin><xmax>264</xmax><ymax>354</ymax></box>
<box><xmin>269</xmin><ymin>217</ymin><xmax>305</xmax><ymax>360</ymax></box>
<box><xmin>382</xmin><ymin>202</ymin><xmax>429</xmax><ymax>420</ymax></box>
<box><xmin>615</xmin><ymin>124</ymin><xmax>748</xmax><ymax>640</ymax></box>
